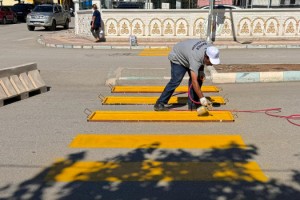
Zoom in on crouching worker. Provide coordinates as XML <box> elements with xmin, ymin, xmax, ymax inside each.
<box><xmin>154</xmin><ymin>39</ymin><xmax>220</xmax><ymax>111</ymax></box>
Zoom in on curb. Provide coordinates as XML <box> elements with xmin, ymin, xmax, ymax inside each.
<box><xmin>208</xmin><ymin>66</ymin><xmax>300</xmax><ymax>83</ymax></box>
<box><xmin>38</xmin><ymin>36</ymin><xmax>300</xmax><ymax>84</ymax></box>
<box><xmin>37</xmin><ymin>36</ymin><xmax>300</xmax><ymax>50</ymax></box>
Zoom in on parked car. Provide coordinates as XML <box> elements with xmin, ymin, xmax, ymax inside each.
<box><xmin>12</xmin><ymin>3</ymin><xmax>35</xmax><ymax>22</ymax></box>
<box><xmin>26</xmin><ymin>4</ymin><xmax>71</xmax><ymax>31</ymax></box>
<box><xmin>199</xmin><ymin>4</ymin><xmax>242</xmax><ymax>9</ymax></box>
<box><xmin>0</xmin><ymin>6</ymin><xmax>17</xmax><ymax>24</ymax></box>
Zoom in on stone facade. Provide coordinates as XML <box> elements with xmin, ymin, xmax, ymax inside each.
<box><xmin>75</xmin><ymin>9</ymin><xmax>300</xmax><ymax>41</ymax></box>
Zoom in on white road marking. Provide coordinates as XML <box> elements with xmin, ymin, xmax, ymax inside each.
<box><xmin>15</xmin><ymin>37</ymin><xmax>34</xmax><ymax>41</ymax></box>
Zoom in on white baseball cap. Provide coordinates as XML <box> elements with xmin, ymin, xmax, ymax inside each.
<box><xmin>206</xmin><ymin>46</ymin><xmax>220</xmax><ymax>65</ymax></box>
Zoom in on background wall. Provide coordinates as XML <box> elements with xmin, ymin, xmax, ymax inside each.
<box><xmin>75</xmin><ymin>9</ymin><xmax>300</xmax><ymax>41</ymax></box>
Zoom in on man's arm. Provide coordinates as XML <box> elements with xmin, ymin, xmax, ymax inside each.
<box><xmin>91</xmin><ymin>15</ymin><xmax>96</xmax><ymax>28</ymax></box>
<box><xmin>190</xmin><ymin>70</ymin><xmax>204</xmax><ymax>99</ymax></box>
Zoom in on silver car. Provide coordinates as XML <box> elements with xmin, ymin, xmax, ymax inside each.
<box><xmin>26</xmin><ymin>4</ymin><xmax>71</xmax><ymax>31</ymax></box>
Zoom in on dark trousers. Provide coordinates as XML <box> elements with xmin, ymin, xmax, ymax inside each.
<box><xmin>188</xmin><ymin>72</ymin><xmax>203</xmax><ymax>109</ymax></box>
<box><xmin>91</xmin><ymin>27</ymin><xmax>100</xmax><ymax>39</ymax></box>
<box><xmin>156</xmin><ymin>62</ymin><xmax>203</xmax><ymax>109</ymax></box>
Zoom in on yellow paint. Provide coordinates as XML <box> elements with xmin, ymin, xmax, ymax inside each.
<box><xmin>87</xmin><ymin>111</ymin><xmax>234</xmax><ymax>122</ymax></box>
<box><xmin>111</xmin><ymin>85</ymin><xmax>219</xmax><ymax>93</ymax></box>
<box><xmin>139</xmin><ymin>48</ymin><xmax>171</xmax><ymax>56</ymax></box>
<box><xmin>102</xmin><ymin>96</ymin><xmax>225</xmax><ymax>105</ymax></box>
<box><xmin>69</xmin><ymin>134</ymin><xmax>245</xmax><ymax>149</ymax></box>
<box><xmin>46</xmin><ymin>160</ymin><xmax>268</xmax><ymax>182</ymax></box>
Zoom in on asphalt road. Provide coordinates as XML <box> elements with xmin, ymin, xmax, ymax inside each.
<box><xmin>0</xmin><ymin>21</ymin><xmax>300</xmax><ymax>199</ymax></box>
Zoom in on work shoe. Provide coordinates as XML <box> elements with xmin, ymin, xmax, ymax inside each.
<box><xmin>154</xmin><ymin>103</ymin><xmax>168</xmax><ymax>111</ymax></box>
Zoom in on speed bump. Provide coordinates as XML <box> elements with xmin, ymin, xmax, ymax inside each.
<box><xmin>70</xmin><ymin>134</ymin><xmax>245</xmax><ymax>149</ymax></box>
<box><xmin>87</xmin><ymin>111</ymin><xmax>234</xmax><ymax>122</ymax></box>
<box><xmin>101</xmin><ymin>96</ymin><xmax>226</xmax><ymax>105</ymax></box>
<box><xmin>111</xmin><ymin>85</ymin><xmax>220</xmax><ymax>93</ymax></box>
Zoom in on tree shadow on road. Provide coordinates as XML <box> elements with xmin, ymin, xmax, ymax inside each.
<box><xmin>2</xmin><ymin>143</ymin><xmax>300</xmax><ymax>200</ymax></box>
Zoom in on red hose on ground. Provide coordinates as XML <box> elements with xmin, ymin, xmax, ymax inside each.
<box><xmin>180</xmin><ymin>84</ymin><xmax>300</xmax><ymax>127</ymax></box>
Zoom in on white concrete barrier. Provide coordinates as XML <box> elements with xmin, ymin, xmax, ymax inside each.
<box><xmin>0</xmin><ymin>63</ymin><xmax>47</xmax><ymax>107</ymax></box>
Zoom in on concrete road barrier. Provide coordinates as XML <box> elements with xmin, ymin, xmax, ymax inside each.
<box><xmin>0</xmin><ymin>63</ymin><xmax>47</xmax><ymax>107</ymax></box>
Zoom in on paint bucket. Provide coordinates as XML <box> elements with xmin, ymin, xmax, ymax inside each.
<box><xmin>197</xmin><ymin>106</ymin><xmax>209</xmax><ymax>116</ymax></box>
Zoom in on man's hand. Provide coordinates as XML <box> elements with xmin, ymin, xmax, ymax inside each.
<box><xmin>200</xmin><ymin>97</ymin><xmax>208</xmax><ymax>106</ymax></box>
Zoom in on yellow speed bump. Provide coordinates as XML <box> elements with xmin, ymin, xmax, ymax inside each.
<box><xmin>70</xmin><ymin>134</ymin><xmax>245</xmax><ymax>149</ymax></box>
<box><xmin>111</xmin><ymin>85</ymin><xmax>220</xmax><ymax>93</ymax></box>
<box><xmin>87</xmin><ymin>111</ymin><xmax>234</xmax><ymax>122</ymax></box>
<box><xmin>46</xmin><ymin>160</ymin><xmax>267</xmax><ymax>182</ymax></box>
<box><xmin>139</xmin><ymin>48</ymin><xmax>171</xmax><ymax>56</ymax></box>
<box><xmin>101</xmin><ymin>96</ymin><xmax>226</xmax><ymax>105</ymax></box>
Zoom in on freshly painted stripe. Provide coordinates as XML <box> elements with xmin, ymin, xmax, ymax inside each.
<box><xmin>87</xmin><ymin>111</ymin><xmax>234</xmax><ymax>122</ymax></box>
<box><xmin>111</xmin><ymin>85</ymin><xmax>219</xmax><ymax>93</ymax></box>
<box><xmin>139</xmin><ymin>48</ymin><xmax>171</xmax><ymax>56</ymax></box>
<box><xmin>102</xmin><ymin>96</ymin><xmax>226</xmax><ymax>105</ymax></box>
<box><xmin>69</xmin><ymin>134</ymin><xmax>244</xmax><ymax>149</ymax></box>
<box><xmin>46</xmin><ymin>160</ymin><xmax>267</xmax><ymax>182</ymax></box>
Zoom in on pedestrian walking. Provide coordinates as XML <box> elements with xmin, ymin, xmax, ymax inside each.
<box><xmin>90</xmin><ymin>4</ymin><xmax>101</xmax><ymax>42</ymax></box>
<box><xmin>154</xmin><ymin>39</ymin><xmax>220</xmax><ymax>111</ymax></box>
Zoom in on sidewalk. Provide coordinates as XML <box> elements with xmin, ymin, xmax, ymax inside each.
<box><xmin>37</xmin><ymin>29</ymin><xmax>300</xmax><ymax>83</ymax></box>
<box><xmin>37</xmin><ymin>29</ymin><xmax>300</xmax><ymax>50</ymax></box>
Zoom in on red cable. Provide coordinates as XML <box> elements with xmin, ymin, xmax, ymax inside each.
<box><xmin>172</xmin><ymin>84</ymin><xmax>300</xmax><ymax>127</ymax></box>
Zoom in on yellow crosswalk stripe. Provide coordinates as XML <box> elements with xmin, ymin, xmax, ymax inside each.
<box><xmin>139</xmin><ymin>48</ymin><xmax>171</xmax><ymax>56</ymax></box>
<box><xmin>101</xmin><ymin>96</ymin><xmax>225</xmax><ymax>105</ymax></box>
<box><xmin>69</xmin><ymin>134</ymin><xmax>245</xmax><ymax>149</ymax></box>
<box><xmin>111</xmin><ymin>85</ymin><xmax>220</xmax><ymax>93</ymax></box>
<box><xmin>87</xmin><ymin>111</ymin><xmax>234</xmax><ymax>122</ymax></box>
<box><xmin>46</xmin><ymin>160</ymin><xmax>267</xmax><ymax>182</ymax></box>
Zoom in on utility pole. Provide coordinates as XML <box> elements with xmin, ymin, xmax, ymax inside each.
<box><xmin>268</xmin><ymin>0</ymin><xmax>272</xmax><ymax>8</ymax></box>
<box><xmin>245</xmin><ymin>0</ymin><xmax>249</xmax><ymax>8</ymax></box>
<box><xmin>206</xmin><ymin>0</ymin><xmax>214</xmax><ymax>43</ymax></box>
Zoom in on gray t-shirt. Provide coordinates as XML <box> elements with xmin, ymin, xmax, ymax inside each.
<box><xmin>168</xmin><ymin>39</ymin><xmax>209</xmax><ymax>76</ymax></box>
